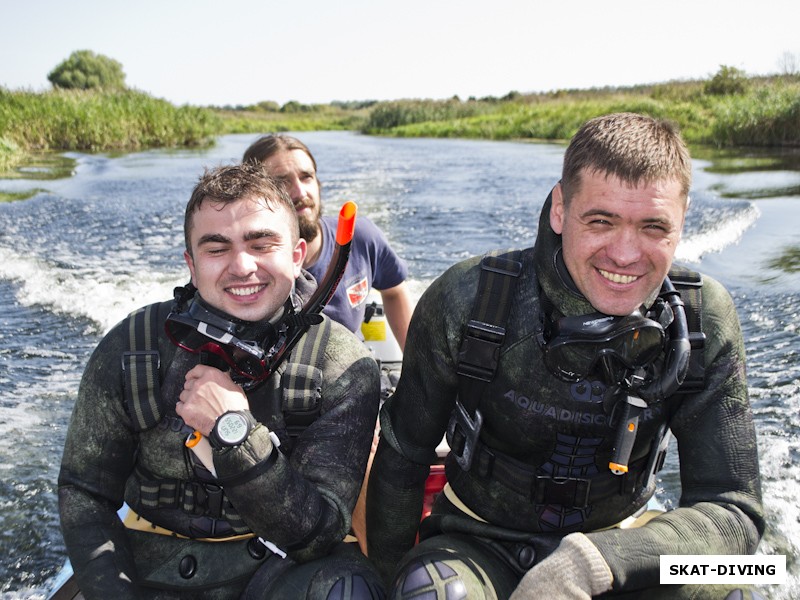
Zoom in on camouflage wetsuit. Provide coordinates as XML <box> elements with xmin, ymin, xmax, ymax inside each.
<box><xmin>367</xmin><ymin>198</ymin><xmax>763</xmax><ymax>599</ymax></box>
<box><xmin>59</xmin><ymin>273</ymin><xmax>384</xmax><ymax>599</ymax></box>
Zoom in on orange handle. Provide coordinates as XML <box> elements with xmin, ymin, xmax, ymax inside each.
<box><xmin>185</xmin><ymin>431</ymin><xmax>203</xmax><ymax>448</ymax></box>
<box><xmin>336</xmin><ymin>201</ymin><xmax>357</xmax><ymax>246</ymax></box>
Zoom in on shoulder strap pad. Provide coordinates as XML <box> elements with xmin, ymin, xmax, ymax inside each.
<box><xmin>122</xmin><ymin>303</ymin><xmax>164</xmax><ymax>431</ymax></box>
<box><xmin>456</xmin><ymin>250</ymin><xmax>523</xmax><ymax>390</ymax></box>
<box><xmin>281</xmin><ymin>316</ymin><xmax>333</xmax><ymax>437</ymax></box>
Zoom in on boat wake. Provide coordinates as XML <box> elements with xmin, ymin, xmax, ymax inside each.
<box><xmin>0</xmin><ymin>245</ymin><xmax>185</xmax><ymax>334</ymax></box>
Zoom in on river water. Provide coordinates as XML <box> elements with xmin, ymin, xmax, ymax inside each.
<box><xmin>0</xmin><ymin>132</ymin><xmax>797</xmax><ymax>598</ymax></box>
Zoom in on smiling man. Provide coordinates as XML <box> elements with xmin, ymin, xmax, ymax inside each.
<box><xmin>551</xmin><ymin>173</ymin><xmax>686</xmax><ymax>317</ymax></box>
<box><xmin>59</xmin><ymin>163</ymin><xmax>384</xmax><ymax>599</ymax></box>
<box><xmin>367</xmin><ymin>113</ymin><xmax>763</xmax><ymax>599</ymax></box>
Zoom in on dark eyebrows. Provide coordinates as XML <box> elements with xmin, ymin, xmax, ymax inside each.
<box><xmin>244</xmin><ymin>229</ymin><xmax>282</xmax><ymax>242</ymax></box>
<box><xmin>643</xmin><ymin>216</ymin><xmax>672</xmax><ymax>226</ymax></box>
<box><xmin>196</xmin><ymin>229</ymin><xmax>282</xmax><ymax>247</ymax></box>
<box><xmin>274</xmin><ymin>169</ymin><xmax>315</xmax><ymax>181</ymax></box>
<box><xmin>578</xmin><ymin>209</ymin><xmax>674</xmax><ymax>227</ymax></box>
<box><xmin>197</xmin><ymin>233</ymin><xmax>231</xmax><ymax>246</ymax></box>
<box><xmin>578</xmin><ymin>208</ymin><xmax>617</xmax><ymax>220</ymax></box>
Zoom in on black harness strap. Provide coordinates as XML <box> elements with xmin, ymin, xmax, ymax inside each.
<box><xmin>449</xmin><ymin>250</ymin><xmax>523</xmax><ymax>470</ymax></box>
<box><xmin>456</xmin><ymin>252</ymin><xmax>523</xmax><ymax>386</ymax></box>
<box><xmin>122</xmin><ymin>303</ymin><xmax>164</xmax><ymax>431</ymax></box>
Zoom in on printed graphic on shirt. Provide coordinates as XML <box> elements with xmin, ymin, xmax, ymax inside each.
<box><xmin>347</xmin><ymin>276</ymin><xmax>369</xmax><ymax>308</ymax></box>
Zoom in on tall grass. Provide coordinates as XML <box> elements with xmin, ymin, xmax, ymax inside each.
<box><xmin>0</xmin><ymin>87</ymin><xmax>221</xmax><ymax>152</ymax></box>
<box><xmin>0</xmin><ymin>135</ymin><xmax>23</xmax><ymax>172</ymax></box>
<box><xmin>360</xmin><ymin>78</ymin><xmax>800</xmax><ymax>147</ymax></box>
<box><xmin>363</xmin><ymin>99</ymin><xmax>494</xmax><ymax>132</ymax></box>
<box><xmin>2</xmin><ymin>75</ymin><xmax>798</xmax><ymax>176</ymax></box>
<box><xmin>710</xmin><ymin>83</ymin><xmax>800</xmax><ymax>146</ymax></box>
<box><xmin>215</xmin><ymin>106</ymin><xmax>369</xmax><ymax>134</ymax></box>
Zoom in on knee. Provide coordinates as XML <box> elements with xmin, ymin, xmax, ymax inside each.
<box><xmin>306</xmin><ymin>552</ymin><xmax>386</xmax><ymax>600</ymax></box>
<box><xmin>391</xmin><ymin>554</ymin><xmax>488</xmax><ymax>600</ymax></box>
<box><xmin>724</xmin><ymin>589</ymin><xmax>767</xmax><ymax>600</ymax></box>
<box><xmin>244</xmin><ymin>551</ymin><xmax>385</xmax><ymax>600</ymax></box>
<box><xmin>321</xmin><ymin>571</ymin><xmax>385</xmax><ymax>600</ymax></box>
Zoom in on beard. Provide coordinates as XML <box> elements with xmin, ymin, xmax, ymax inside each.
<box><xmin>298</xmin><ymin>203</ymin><xmax>322</xmax><ymax>243</ymax></box>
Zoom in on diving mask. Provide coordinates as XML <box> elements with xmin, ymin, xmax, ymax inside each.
<box><xmin>165</xmin><ymin>292</ymin><xmax>286</xmax><ymax>385</ymax></box>
<box><xmin>541</xmin><ymin>310</ymin><xmax>666</xmax><ymax>384</ymax></box>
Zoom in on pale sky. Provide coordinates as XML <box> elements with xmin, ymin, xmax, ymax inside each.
<box><xmin>2</xmin><ymin>0</ymin><xmax>798</xmax><ymax>107</ymax></box>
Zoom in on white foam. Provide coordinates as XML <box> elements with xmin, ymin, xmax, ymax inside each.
<box><xmin>675</xmin><ymin>204</ymin><xmax>761</xmax><ymax>263</ymax></box>
<box><xmin>0</xmin><ymin>245</ymin><xmax>185</xmax><ymax>333</ymax></box>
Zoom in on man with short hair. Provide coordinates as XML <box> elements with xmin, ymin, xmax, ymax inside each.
<box><xmin>59</xmin><ymin>162</ymin><xmax>384</xmax><ymax>599</ymax></box>
<box><xmin>367</xmin><ymin>113</ymin><xmax>763</xmax><ymax>599</ymax></box>
<box><xmin>244</xmin><ymin>134</ymin><xmax>413</xmax><ymax>350</ymax></box>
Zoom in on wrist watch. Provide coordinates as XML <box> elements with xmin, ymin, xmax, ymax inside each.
<box><xmin>209</xmin><ymin>410</ymin><xmax>255</xmax><ymax>449</ymax></box>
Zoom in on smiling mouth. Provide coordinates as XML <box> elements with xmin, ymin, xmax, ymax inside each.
<box><xmin>228</xmin><ymin>285</ymin><xmax>265</xmax><ymax>297</ymax></box>
<box><xmin>599</xmin><ymin>269</ymin><xmax>639</xmax><ymax>285</ymax></box>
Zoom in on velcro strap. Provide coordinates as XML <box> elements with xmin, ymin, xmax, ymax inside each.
<box><xmin>456</xmin><ymin>250</ymin><xmax>523</xmax><ymax>417</ymax></box>
<box><xmin>472</xmin><ymin>252</ymin><xmax>523</xmax><ymax>327</ymax></box>
<box><xmin>137</xmin><ymin>476</ymin><xmax>245</xmax><ymax>526</ymax></box>
<box><xmin>469</xmin><ymin>441</ymin><xmax>647</xmax><ymax>509</ymax></box>
<box><xmin>282</xmin><ymin>363</ymin><xmax>323</xmax><ymax>411</ymax></box>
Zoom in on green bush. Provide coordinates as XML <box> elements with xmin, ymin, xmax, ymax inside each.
<box><xmin>704</xmin><ymin>65</ymin><xmax>749</xmax><ymax>96</ymax></box>
<box><xmin>48</xmin><ymin>50</ymin><xmax>126</xmax><ymax>91</ymax></box>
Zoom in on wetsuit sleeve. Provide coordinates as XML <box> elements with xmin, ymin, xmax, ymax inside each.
<box><xmin>367</xmin><ymin>262</ymin><xmax>474</xmax><ymax>580</ymax></box>
<box><xmin>212</xmin><ymin>321</ymin><xmax>381</xmax><ymax>563</ymax></box>
<box><xmin>58</xmin><ymin>320</ymin><xmax>141</xmax><ymax>599</ymax></box>
<box><xmin>588</xmin><ymin>276</ymin><xmax>764</xmax><ymax>592</ymax></box>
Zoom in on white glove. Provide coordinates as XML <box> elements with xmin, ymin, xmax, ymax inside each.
<box><xmin>509</xmin><ymin>533</ymin><xmax>613</xmax><ymax>600</ymax></box>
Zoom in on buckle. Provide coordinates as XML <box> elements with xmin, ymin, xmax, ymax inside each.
<box><xmin>185</xmin><ymin>482</ymin><xmax>224</xmax><ymax>518</ymax></box>
<box><xmin>447</xmin><ymin>402</ymin><xmax>484</xmax><ymax>471</ymax></box>
<box><xmin>533</xmin><ymin>476</ymin><xmax>591</xmax><ymax>508</ymax></box>
<box><xmin>200</xmin><ymin>484</ymin><xmax>224</xmax><ymax>518</ymax></box>
<box><xmin>457</xmin><ymin>320</ymin><xmax>506</xmax><ymax>382</ymax></box>
<box><xmin>121</xmin><ymin>350</ymin><xmax>160</xmax><ymax>371</ymax></box>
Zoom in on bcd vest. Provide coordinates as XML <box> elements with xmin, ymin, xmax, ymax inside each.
<box><xmin>447</xmin><ymin>251</ymin><xmax>706</xmax><ymax>511</ymax></box>
<box><xmin>120</xmin><ymin>301</ymin><xmax>332</xmax><ymax>538</ymax></box>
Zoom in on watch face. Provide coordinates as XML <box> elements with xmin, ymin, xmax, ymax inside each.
<box><xmin>216</xmin><ymin>412</ymin><xmax>249</xmax><ymax>445</ymax></box>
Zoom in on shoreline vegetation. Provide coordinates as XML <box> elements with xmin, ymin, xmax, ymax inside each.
<box><xmin>2</xmin><ymin>70</ymin><xmax>799</xmax><ymax>184</ymax></box>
